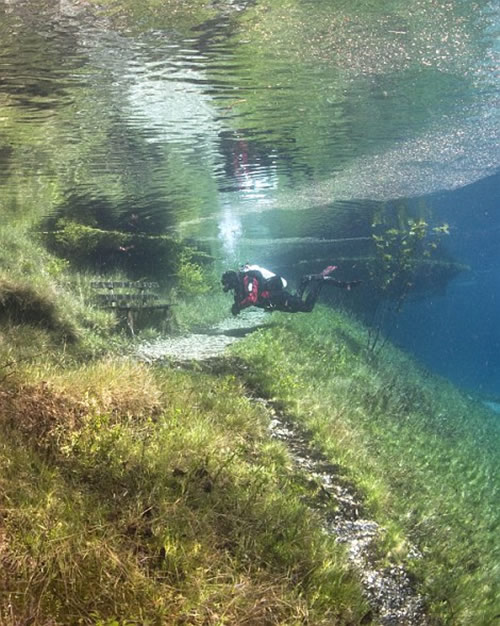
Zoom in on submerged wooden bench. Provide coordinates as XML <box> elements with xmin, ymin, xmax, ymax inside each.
<box><xmin>91</xmin><ymin>281</ymin><xmax>170</xmax><ymax>335</ymax></box>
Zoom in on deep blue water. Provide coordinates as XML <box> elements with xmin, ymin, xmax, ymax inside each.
<box><xmin>393</xmin><ymin>174</ymin><xmax>500</xmax><ymax>398</ymax></box>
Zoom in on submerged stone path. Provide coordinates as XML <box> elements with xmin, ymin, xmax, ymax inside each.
<box><xmin>136</xmin><ymin>309</ymin><xmax>269</xmax><ymax>363</ymax></box>
<box><xmin>266</xmin><ymin>407</ymin><xmax>426</xmax><ymax>626</ymax></box>
<box><xmin>136</xmin><ymin>311</ymin><xmax>428</xmax><ymax>625</ymax></box>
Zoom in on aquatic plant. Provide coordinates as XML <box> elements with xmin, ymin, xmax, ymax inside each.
<box><xmin>0</xmin><ymin>224</ymin><xmax>128</xmax><ymax>360</ymax></box>
<box><xmin>0</xmin><ymin>278</ymin><xmax>76</xmax><ymax>340</ymax></box>
<box><xmin>169</xmin><ymin>290</ymin><xmax>231</xmax><ymax>332</ymax></box>
<box><xmin>44</xmin><ymin>219</ymin><xmax>215</xmax><ymax>291</ymax></box>
<box><xmin>367</xmin><ymin>209</ymin><xmax>451</xmax><ymax>352</ymax></box>
<box><xmin>175</xmin><ymin>251</ymin><xmax>216</xmax><ymax>297</ymax></box>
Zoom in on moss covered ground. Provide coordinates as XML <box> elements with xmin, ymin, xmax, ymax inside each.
<box><xmin>0</xmin><ymin>232</ymin><xmax>498</xmax><ymax>623</ymax></box>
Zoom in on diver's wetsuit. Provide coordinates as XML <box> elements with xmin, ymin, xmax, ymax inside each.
<box><xmin>267</xmin><ymin>276</ymin><xmax>322</xmax><ymax>313</ymax></box>
<box><xmin>222</xmin><ymin>266</ymin><xmax>359</xmax><ymax>315</ymax></box>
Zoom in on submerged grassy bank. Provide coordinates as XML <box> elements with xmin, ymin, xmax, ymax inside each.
<box><xmin>0</xmin><ymin>355</ymin><xmax>369</xmax><ymax>624</ymax></box>
<box><xmin>0</xmin><ymin>240</ymin><xmax>498</xmax><ymax>624</ymax></box>
<box><xmin>230</xmin><ymin>308</ymin><xmax>500</xmax><ymax>625</ymax></box>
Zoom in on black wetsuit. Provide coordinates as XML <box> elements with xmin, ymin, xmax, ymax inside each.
<box><xmin>229</xmin><ymin>270</ymin><xmax>358</xmax><ymax>315</ymax></box>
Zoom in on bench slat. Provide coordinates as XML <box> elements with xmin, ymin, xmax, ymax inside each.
<box><xmin>92</xmin><ymin>282</ymin><xmax>170</xmax><ymax>336</ymax></box>
<box><xmin>91</xmin><ymin>281</ymin><xmax>159</xmax><ymax>289</ymax></box>
<box><xmin>97</xmin><ymin>293</ymin><xmax>160</xmax><ymax>303</ymax></box>
<box><xmin>102</xmin><ymin>304</ymin><xmax>170</xmax><ymax>311</ymax></box>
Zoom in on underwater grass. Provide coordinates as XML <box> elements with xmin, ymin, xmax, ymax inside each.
<box><xmin>0</xmin><ymin>358</ymin><xmax>369</xmax><ymax>625</ymax></box>
<box><xmin>1</xmin><ymin>218</ymin><xmax>497</xmax><ymax>623</ymax></box>
<box><xmin>168</xmin><ymin>290</ymin><xmax>231</xmax><ymax>332</ymax></box>
<box><xmin>0</xmin><ymin>224</ymin><xmax>126</xmax><ymax>360</ymax></box>
<box><xmin>230</xmin><ymin>306</ymin><xmax>500</xmax><ymax>625</ymax></box>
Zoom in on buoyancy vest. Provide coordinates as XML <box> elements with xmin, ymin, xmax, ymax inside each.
<box><xmin>236</xmin><ymin>269</ymin><xmax>284</xmax><ymax>310</ymax></box>
<box><xmin>241</xmin><ymin>265</ymin><xmax>287</xmax><ymax>288</ymax></box>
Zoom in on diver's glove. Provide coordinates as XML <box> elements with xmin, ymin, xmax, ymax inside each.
<box><xmin>231</xmin><ymin>303</ymin><xmax>240</xmax><ymax>316</ymax></box>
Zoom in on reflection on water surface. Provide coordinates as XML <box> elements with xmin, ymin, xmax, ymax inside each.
<box><xmin>1</xmin><ymin>0</ymin><xmax>497</xmax><ymax>227</ymax></box>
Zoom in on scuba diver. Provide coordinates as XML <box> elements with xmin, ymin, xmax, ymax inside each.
<box><xmin>221</xmin><ymin>263</ymin><xmax>361</xmax><ymax>315</ymax></box>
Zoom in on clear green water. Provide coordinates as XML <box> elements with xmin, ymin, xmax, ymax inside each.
<box><xmin>0</xmin><ymin>3</ymin><xmax>499</xmax><ymax>622</ymax></box>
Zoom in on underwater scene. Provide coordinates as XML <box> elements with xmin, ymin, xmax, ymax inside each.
<box><xmin>0</xmin><ymin>0</ymin><xmax>498</xmax><ymax>624</ymax></box>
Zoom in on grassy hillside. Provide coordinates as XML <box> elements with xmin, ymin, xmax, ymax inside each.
<box><xmin>0</xmin><ymin>228</ymin><xmax>498</xmax><ymax>624</ymax></box>
<box><xmin>0</xmin><ymin>354</ymin><xmax>369</xmax><ymax>624</ymax></box>
<box><xmin>230</xmin><ymin>309</ymin><xmax>500</xmax><ymax>624</ymax></box>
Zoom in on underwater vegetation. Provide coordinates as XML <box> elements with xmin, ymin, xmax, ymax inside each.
<box><xmin>0</xmin><ymin>278</ymin><xmax>77</xmax><ymax>341</ymax></box>
<box><xmin>0</xmin><ymin>357</ymin><xmax>369</xmax><ymax>625</ymax></box>
<box><xmin>230</xmin><ymin>309</ymin><xmax>500</xmax><ymax>625</ymax></box>
<box><xmin>365</xmin><ymin>208</ymin><xmax>462</xmax><ymax>353</ymax></box>
<box><xmin>1</xmin><ymin>284</ymin><xmax>498</xmax><ymax>624</ymax></box>
<box><xmin>43</xmin><ymin>218</ymin><xmax>214</xmax><ymax>287</ymax></box>
<box><xmin>0</xmin><ymin>196</ymin><xmax>495</xmax><ymax>624</ymax></box>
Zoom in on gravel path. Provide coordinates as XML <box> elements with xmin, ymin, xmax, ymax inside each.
<box><xmin>136</xmin><ymin>313</ymin><xmax>428</xmax><ymax>625</ymax></box>
<box><xmin>267</xmin><ymin>407</ymin><xmax>427</xmax><ymax>625</ymax></box>
<box><xmin>136</xmin><ymin>309</ymin><xmax>268</xmax><ymax>363</ymax></box>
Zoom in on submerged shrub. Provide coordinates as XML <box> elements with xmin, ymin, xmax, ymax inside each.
<box><xmin>49</xmin><ymin>219</ymin><xmax>125</xmax><ymax>262</ymax></box>
<box><xmin>0</xmin><ymin>278</ymin><xmax>77</xmax><ymax>341</ymax></box>
<box><xmin>176</xmin><ymin>251</ymin><xmax>215</xmax><ymax>296</ymax></box>
<box><xmin>44</xmin><ymin>219</ymin><xmax>214</xmax><ymax>285</ymax></box>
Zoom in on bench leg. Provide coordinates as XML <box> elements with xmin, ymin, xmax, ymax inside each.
<box><xmin>127</xmin><ymin>310</ymin><xmax>135</xmax><ymax>336</ymax></box>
